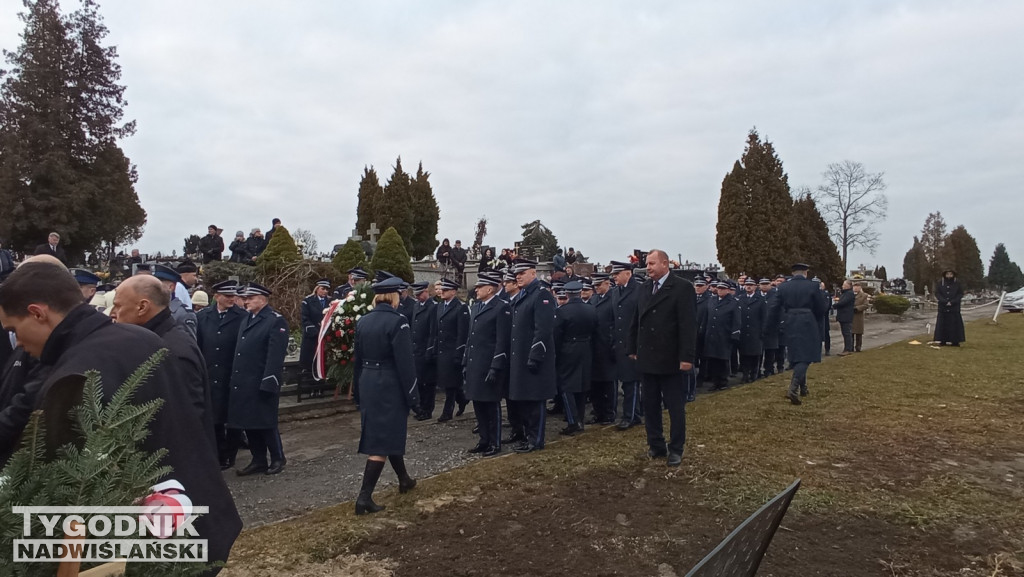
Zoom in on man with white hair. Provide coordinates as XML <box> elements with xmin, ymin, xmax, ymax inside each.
<box><xmin>33</xmin><ymin>232</ymin><xmax>67</xmax><ymax>265</ymax></box>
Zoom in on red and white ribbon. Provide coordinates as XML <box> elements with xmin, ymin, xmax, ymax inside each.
<box><xmin>313</xmin><ymin>299</ymin><xmax>343</xmax><ymax>381</ymax></box>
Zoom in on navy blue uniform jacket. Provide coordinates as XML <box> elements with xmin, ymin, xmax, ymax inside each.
<box><xmin>410</xmin><ymin>297</ymin><xmax>437</xmax><ymax>385</ymax></box>
<box><xmin>703</xmin><ymin>296</ymin><xmax>740</xmax><ymax>360</ymax></box>
<box><xmin>196</xmin><ymin>304</ymin><xmax>245</xmax><ymax>424</ymax></box>
<box><xmin>767</xmin><ymin>276</ymin><xmax>827</xmax><ymax>364</ymax></box>
<box><xmin>434</xmin><ymin>298</ymin><xmax>469</xmax><ymax>389</ymax></box>
<box><xmin>554</xmin><ymin>297</ymin><xmax>597</xmax><ymax>394</ymax></box>
<box><xmin>612</xmin><ymin>277</ymin><xmax>641</xmax><ymax>382</ymax></box>
<box><xmin>463</xmin><ymin>297</ymin><xmax>511</xmax><ymax>402</ymax></box>
<box><xmin>509</xmin><ymin>279</ymin><xmax>557</xmax><ymax>400</ymax></box>
<box><xmin>228</xmin><ymin>306</ymin><xmax>289</xmax><ymax>429</ymax></box>
<box><xmin>590</xmin><ymin>292</ymin><xmax>616</xmax><ymax>382</ymax></box>
<box><xmin>738</xmin><ymin>293</ymin><xmax>767</xmax><ymax>356</ymax></box>
<box><xmin>300</xmin><ymin>293</ymin><xmax>332</xmax><ymax>366</ymax></box>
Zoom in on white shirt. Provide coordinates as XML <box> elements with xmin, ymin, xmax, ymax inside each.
<box><xmin>174</xmin><ymin>282</ymin><xmax>193</xmax><ymax>309</ymax></box>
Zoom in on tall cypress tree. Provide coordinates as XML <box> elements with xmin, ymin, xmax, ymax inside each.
<box><xmin>409</xmin><ymin>161</ymin><xmax>439</xmax><ymax>259</ymax></box>
<box><xmin>790</xmin><ymin>193</ymin><xmax>844</xmax><ymax>285</ymax></box>
<box><xmin>355</xmin><ymin>166</ymin><xmax>384</xmax><ymax>240</ymax></box>
<box><xmin>940</xmin><ymin>225</ymin><xmax>984</xmax><ymax>290</ymax></box>
<box><xmin>902</xmin><ymin>236</ymin><xmax>929</xmax><ymax>295</ymax></box>
<box><xmin>380</xmin><ymin>157</ymin><xmax>415</xmax><ymax>254</ymax></box>
<box><xmin>716</xmin><ymin>129</ymin><xmax>793</xmax><ymax>279</ymax></box>
<box><xmin>0</xmin><ymin>0</ymin><xmax>144</xmax><ymax>262</ymax></box>
<box><xmin>987</xmin><ymin>243</ymin><xmax>1024</xmax><ymax>291</ymax></box>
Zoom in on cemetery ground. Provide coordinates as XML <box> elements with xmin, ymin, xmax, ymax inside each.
<box><xmin>222</xmin><ymin>310</ymin><xmax>1023</xmax><ymax>577</ymax></box>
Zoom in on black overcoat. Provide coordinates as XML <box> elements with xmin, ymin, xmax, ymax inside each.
<box><xmin>760</xmin><ymin>288</ymin><xmax>781</xmax><ymax>350</ymax></box>
<box><xmin>767</xmin><ymin>276</ymin><xmax>827</xmax><ymax>364</ymax></box>
<box><xmin>590</xmin><ymin>292</ymin><xmax>617</xmax><ymax>382</ymax></box>
<box><xmin>196</xmin><ymin>304</ymin><xmax>245</xmax><ymax>424</ymax></box>
<box><xmin>227</xmin><ymin>306</ymin><xmax>289</xmax><ymax>429</ymax></box>
<box><xmin>397</xmin><ymin>295</ymin><xmax>416</xmax><ymax>322</ymax></box>
<box><xmin>300</xmin><ymin>293</ymin><xmax>332</xmax><ymax>366</ymax></box>
<box><xmin>612</xmin><ymin>277</ymin><xmax>641</xmax><ymax>382</ymax></box>
<box><xmin>628</xmin><ymin>274</ymin><xmax>697</xmax><ymax>374</ymax></box>
<box><xmin>144</xmin><ymin>308</ymin><xmax>214</xmax><ymax>442</ymax></box>
<box><xmin>463</xmin><ymin>298</ymin><xmax>511</xmax><ymax>402</ymax></box>
<box><xmin>704</xmin><ymin>296</ymin><xmax>740</xmax><ymax>360</ymax></box>
<box><xmin>434</xmin><ymin>298</ymin><xmax>469</xmax><ymax>389</ymax></box>
<box><xmin>410</xmin><ymin>298</ymin><xmax>437</xmax><ymax>384</ymax></box>
<box><xmin>354</xmin><ymin>303</ymin><xmax>418</xmax><ymax>455</ymax></box>
<box><xmin>738</xmin><ymin>293</ymin><xmax>766</xmax><ymax>356</ymax></box>
<box><xmin>508</xmin><ymin>279</ymin><xmax>557</xmax><ymax>400</ymax></box>
<box><xmin>554</xmin><ymin>297</ymin><xmax>597</xmax><ymax>394</ymax></box>
<box><xmin>834</xmin><ymin>289</ymin><xmax>855</xmax><ymax>323</ymax></box>
<box><xmin>695</xmin><ymin>291</ymin><xmax>710</xmax><ymax>357</ymax></box>
<box><xmin>934</xmin><ymin>278</ymin><xmax>966</xmax><ymax>343</ymax></box>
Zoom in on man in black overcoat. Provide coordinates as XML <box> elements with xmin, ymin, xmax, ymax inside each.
<box><xmin>588</xmin><ymin>272</ymin><xmax>617</xmax><ymax>425</ymax></box>
<box><xmin>610</xmin><ymin>260</ymin><xmax>643</xmax><ymax>430</ymax></box>
<box><xmin>196</xmin><ymin>280</ymin><xmax>246</xmax><ymax>467</ymax></box>
<box><xmin>508</xmin><ymin>259</ymin><xmax>557</xmax><ymax>452</ymax></box>
<box><xmin>834</xmin><ymin>280</ymin><xmax>856</xmax><ymax>355</ymax></box>
<box><xmin>758</xmin><ymin>278</ymin><xmax>781</xmax><ymax>377</ymax></box>
<box><xmin>554</xmin><ymin>280</ymin><xmax>597</xmax><ymax>436</ymax></box>
<box><xmin>738</xmin><ymin>278</ymin><xmax>767</xmax><ymax>383</ymax></box>
<box><xmin>934</xmin><ymin>270</ymin><xmax>965</xmax><ymax>346</ymax></box>
<box><xmin>766</xmin><ymin>264</ymin><xmax>828</xmax><ymax>404</ymax></box>
<box><xmin>434</xmin><ymin>277</ymin><xmax>469</xmax><ymax>421</ymax></box>
<box><xmin>409</xmin><ymin>281</ymin><xmax>438</xmax><ymax>420</ymax></box>
<box><xmin>333</xmin><ymin>267</ymin><xmax>368</xmax><ymax>300</ymax></box>
<box><xmin>300</xmin><ymin>279</ymin><xmax>333</xmax><ymax>396</ymax></box>
<box><xmin>703</xmin><ymin>281</ymin><xmax>740</xmax><ymax>390</ymax></box>
<box><xmin>628</xmin><ymin>250</ymin><xmax>697</xmax><ymax>467</ymax></box>
<box><xmin>0</xmin><ymin>261</ymin><xmax>241</xmax><ymax>568</ymax></box>
<box><xmin>693</xmin><ymin>277</ymin><xmax>710</xmax><ymax>383</ymax></box>
<box><xmin>463</xmin><ymin>272</ymin><xmax>510</xmax><ymax>456</ymax></box>
<box><xmin>229</xmin><ymin>282</ymin><xmax>290</xmax><ymax>475</ymax></box>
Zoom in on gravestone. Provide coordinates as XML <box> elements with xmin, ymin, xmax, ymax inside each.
<box><xmin>685</xmin><ymin>479</ymin><xmax>801</xmax><ymax>577</ymax></box>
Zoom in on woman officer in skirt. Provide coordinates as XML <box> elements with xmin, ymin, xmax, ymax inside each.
<box><xmin>353</xmin><ymin>274</ymin><xmax>420</xmax><ymax>514</ymax></box>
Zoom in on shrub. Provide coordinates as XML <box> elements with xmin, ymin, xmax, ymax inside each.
<box><xmin>201</xmin><ymin>260</ymin><xmax>258</xmax><ymax>287</ymax></box>
<box><xmin>332</xmin><ymin>238</ymin><xmax>368</xmax><ymax>277</ymax></box>
<box><xmin>873</xmin><ymin>294</ymin><xmax>911</xmax><ymax>316</ymax></box>
<box><xmin>257</xmin><ymin>226</ymin><xmax>302</xmax><ymax>270</ymax></box>
<box><xmin>369</xmin><ymin>227</ymin><xmax>414</xmax><ymax>283</ymax></box>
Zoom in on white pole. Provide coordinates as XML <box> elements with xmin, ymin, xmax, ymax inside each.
<box><xmin>993</xmin><ymin>291</ymin><xmax>1006</xmax><ymax>323</ymax></box>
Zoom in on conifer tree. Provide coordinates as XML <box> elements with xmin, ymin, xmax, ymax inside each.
<box><xmin>987</xmin><ymin>243</ymin><xmax>1024</xmax><ymax>291</ymax></box>
<box><xmin>332</xmin><ymin>238</ymin><xmax>368</xmax><ymax>277</ymax></box>
<box><xmin>409</xmin><ymin>162</ymin><xmax>440</xmax><ymax>259</ymax></box>
<box><xmin>355</xmin><ymin>166</ymin><xmax>384</xmax><ymax>240</ymax></box>
<box><xmin>902</xmin><ymin>237</ymin><xmax>929</xmax><ymax>295</ymax></box>
<box><xmin>520</xmin><ymin>220</ymin><xmax>559</xmax><ymax>261</ymax></box>
<box><xmin>790</xmin><ymin>193</ymin><xmax>844</xmax><ymax>285</ymax></box>
<box><xmin>370</xmin><ymin>227</ymin><xmax>414</xmax><ymax>283</ymax></box>
<box><xmin>256</xmin><ymin>225</ymin><xmax>301</xmax><ymax>269</ymax></box>
<box><xmin>379</xmin><ymin>157</ymin><xmax>415</xmax><ymax>254</ymax></box>
<box><xmin>940</xmin><ymin>225</ymin><xmax>985</xmax><ymax>290</ymax></box>
<box><xmin>918</xmin><ymin>212</ymin><xmax>947</xmax><ymax>281</ymax></box>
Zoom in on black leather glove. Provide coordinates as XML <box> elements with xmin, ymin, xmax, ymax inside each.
<box><xmin>485</xmin><ymin>368</ymin><xmax>498</xmax><ymax>383</ymax></box>
<box><xmin>527</xmin><ymin>360</ymin><xmax>540</xmax><ymax>374</ymax></box>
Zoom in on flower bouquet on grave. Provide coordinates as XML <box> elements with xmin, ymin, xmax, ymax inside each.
<box><xmin>314</xmin><ymin>282</ymin><xmax>373</xmax><ymax>394</ymax></box>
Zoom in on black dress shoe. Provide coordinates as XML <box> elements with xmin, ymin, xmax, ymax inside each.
<box><xmin>586</xmin><ymin>416</ymin><xmax>600</xmax><ymax>425</ymax></box>
<box><xmin>667</xmin><ymin>452</ymin><xmax>683</xmax><ymax>467</ymax></box>
<box><xmin>468</xmin><ymin>444</ymin><xmax>488</xmax><ymax>454</ymax></box>
<box><xmin>800</xmin><ymin>388</ymin><xmax>809</xmax><ymax>397</ymax></box>
<box><xmin>559</xmin><ymin>423</ymin><xmax>583</xmax><ymax>436</ymax></box>
<box><xmin>355</xmin><ymin>495</ymin><xmax>386</xmax><ymax>516</ymax></box>
<box><xmin>616</xmin><ymin>419</ymin><xmax>634</xmax><ymax>430</ymax></box>
<box><xmin>437</xmin><ymin>414</ymin><xmax>452</xmax><ymax>423</ymax></box>
<box><xmin>416</xmin><ymin>413</ymin><xmax>432</xmax><ymax>421</ymax></box>
<box><xmin>787</xmin><ymin>392</ymin><xmax>802</xmax><ymax>405</ymax></box>
<box><xmin>456</xmin><ymin>402</ymin><xmax>468</xmax><ymax>417</ymax></box>
<box><xmin>514</xmin><ymin>442</ymin><xmax>540</xmax><ymax>453</ymax></box>
<box><xmin>472</xmin><ymin>425</ymin><xmax>479</xmax><ymax>434</ymax></box>
<box><xmin>502</xmin><ymin>433</ymin><xmax>526</xmax><ymax>445</ymax></box>
<box><xmin>647</xmin><ymin>448</ymin><xmax>667</xmax><ymax>459</ymax></box>
<box><xmin>399</xmin><ymin>478</ymin><xmax>417</xmax><ymax>494</ymax></box>
<box><xmin>599</xmin><ymin>419</ymin><xmax>617</xmax><ymax>426</ymax></box>
<box><xmin>265</xmin><ymin>460</ymin><xmax>286</xmax><ymax>475</ymax></box>
<box><xmin>236</xmin><ymin>462</ymin><xmax>268</xmax><ymax>476</ymax></box>
<box><xmin>219</xmin><ymin>459</ymin><xmax>235</xmax><ymax>471</ymax></box>
<box><xmin>482</xmin><ymin>446</ymin><xmax>501</xmax><ymax>457</ymax></box>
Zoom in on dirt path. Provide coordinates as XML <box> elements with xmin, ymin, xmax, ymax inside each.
<box><xmin>225</xmin><ymin>305</ymin><xmax>1000</xmax><ymax>528</ymax></box>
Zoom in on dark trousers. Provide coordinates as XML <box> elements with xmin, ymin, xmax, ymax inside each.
<box><xmin>821</xmin><ymin>322</ymin><xmax>831</xmax><ymax>353</ymax></box>
<box><xmin>473</xmin><ymin>401</ymin><xmax>501</xmax><ymax>448</ymax></box>
<box><xmin>740</xmin><ymin>354</ymin><xmax>761</xmax><ymax>381</ymax></box>
<box><xmin>707</xmin><ymin>357</ymin><xmax>730</xmax><ymax>389</ymax></box>
<box><xmin>789</xmin><ymin>362</ymin><xmax>809</xmax><ymax>395</ymax></box>
<box><xmin>839</xmin><ymin>321</ymin><xmax>853</xmax><ymax>352</ymax></box>
<box><xmin>418</xmin><ymin>382</ymin><xmax>436</xmax><ymax>416</ymax></box>
<box><xmin>777</xmin><ymin>346</ymin><xmax>787</xmax><ymax>372</ymax></box>
<box><xmin>854</xmin><ymin>333</ymin><xmax>863</xmax><ymax>352</ymax></box>
<box><xmin>762</xmin><ymin>349</ymin><xmax>779</xmax><ymax>376</ymax></box>
<box><xmin>440</xmin><ymin>387</ymin><xmax>467</xmax><ymax>418</ymax></box>
<box><xmin>511</xmin><ymin>400</ymin><xmax>546</xmax><ymax>448</ymax></box>
<box><xmin>642</xmin><ymin>372</ymin><xmax>687</xmax><ymax>455</ymax></box>
<box><xmin>213</xmin><ymin>424</ymin><xmax>243</xmax><ymax>465</ymax></box>
<box><xmin>245</xmin><ymin>427</ymin><xmax>284</xmax><ymax>466</ymax></box>
<box><xmin>731</xmin><ymin>344</ymin><xmax>741</xmax><ymax>374</ymax></box>
<box><xmin>504</xmin><ymin>398</ymin><xmax>525</xmax><ymax>439</ymax></box>
<box><xmin>590</xmin><ymin>380</ymin><xmax>616</xmax><ymax>423</ymax></box>
<box><xmin>620</xmin><ymin>381</ymin><xmax>642</xmax><ymax>423</ymax></box>
<box><xmin>561</xmin><ymin>391</ymin><xmax>586</xmax><ymax>426</ymax></box>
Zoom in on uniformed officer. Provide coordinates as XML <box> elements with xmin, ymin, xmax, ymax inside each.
<box><xmin>71</xmin><ymin>268</ymin><xmax>101</xmax><ymax>303</ymax></box>
<box><xmin>300</xmin><ymin>278</ymin><xmax>333</xmax><ymax>397</ymax></box>
<box><xmin>152</xmin><ymin>264</ymin><xmax>197</xmax><ymax>339</ymax></box>
<box><xmin>588</xmin><ymin>272</ymin><xmax>617</xmax><ymax>425</ymax></box>
<box><xmin>554</xmin><ymin>280</ymin><xmax>597</xmax><ymax>436</ymax></box>
<box><xmin>610</xmin><ymin>260</ymin><xmax>642</xmax><ymax>429</ymax></box>
<box><xmin>196</xmin><ymin>280</ymin><xmax>246</xmax><ymax>468</ymax></box>
<box><xmin>738</xmin><ymin>277</ymin><xmax>766</xmax><ymax>383</ymax></box>
<box><xmin>767</xmin><ymin>264</ymin><xmax>828</xmax><ymax>404</ymax></box>
<box><xmin>758</xmin><ymin>278</ymin><xmax>781</xmax><ymax>377</ymax></box>
<box><xmin>352</xmin><ymin>276</ymin><xmax>419</xmax><ymax>515</ymax></box>
<box><xmin>229</xmin><ymin>282</ymin><xmax>290</xmax><ymax>475</ymax></box>
<box><xmin>771</xmin><ymin>274</ymin><xmax>788</xmax><ymax>373</ymax></box>
<box><xmin>409</xmin><ymin>281</ymin><xmax>438</xmax><ymax>420</ymax></box>
<box><xmin>463</xmin><ymin>271</ymin><xmax>511</xmax><ymax>456</ymax></box>
<box><xmin>508</xmin><ymin>258</ymin><xmax>556</xmax><ymax>452</ymax></box>
<box><xmin>693</xmin><ymin>277</ymin><xmax>710</xmax><ymax>382</ymax></box>
<box><xmin>814</xmin><ymin>277</ymin><xmax>832</xmax><ymax>357</ymax></box>
<box><xmin>499</xmin><ymin>270</ymin><xmax>519</xmax><ymax>305</ymax></box>
<box><xmin>580</xmin><ymin>277</ymin><xmax>595</xmax><ymax>304</ymax></box>
<box><xmin>704</xmin><ymin>281</ymin><xmax>741</xmax><ymax>390</ymax></box>
<box><xmin>334</xmin><ymin>266</ymin><xmax>368</xmax><ymax>300</ymax></box>
<box><xmin>434</xmin><ymin>277</ymin><xmax>469</xmax><ymax>422</ymax></box>
<box><xmin>499</xmin><ymin>269</ymin><xmax>525</xmax><ymax>445</ymax></box>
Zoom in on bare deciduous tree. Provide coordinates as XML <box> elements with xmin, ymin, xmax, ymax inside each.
<box><xmin>292</xmin><ymin>228</ymin><xmax>318</xmax><ymax>258</ymax></box>
<box><xmin>816</xmin><ymin>160</ymin><xmax>888</xmax><ymax>272</ymax></box>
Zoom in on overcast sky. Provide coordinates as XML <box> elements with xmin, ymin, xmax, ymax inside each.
<box><xmin>2</xmin><ymin>1</ymin><xmax>1021</xmax><ymax>274</ymax></box>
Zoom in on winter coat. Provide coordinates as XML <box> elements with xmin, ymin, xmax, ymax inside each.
<box><xmin>227</xmin><ymin>306</ymin><xmax>289</xmax><ymax>429</ymax></box>
<box><xmin>434</xmin><ymin>298</ymin><xmax>470</xmax><ymax>390</ymax></box>
<box><xmin>508</xmin><ymin>279</ymin><xmax>557</xmax><ymax>400</ymax></box>
<box><xmin>554</xmin><ymin>298</ymin><xmax>597</xmax><ymax>394</ymax></box>
<box><xmin>463</xmin><ymin>298</ymin><xmax>511</xmax><ymax>402</ymax></box>
<box><xmin>612</xmin><ymin>277</ymin><xmax>641</xmax><ymax>382</ymax></box>
<box><xmin>767</xmin><ymin>276</ymin><xmax>828</xmax><ymax>364</ymax></box>
<box><xmin>196</xmin><ymin>304</ymin><xmax>245</xmax><ymax>424</ymax></box>
<box><xmin>703</xmin><ymin>296</ymin><xmax>740</xmax><ymax>360</ymax></box>
<box><xmin>738</xmin><ymin>293</ymin><xmax>766</xmax><ymax>356</ymax></box>
<box><xmin>834</xmin><ymin>289</ymin><xmax>855</xmax><ymax>324</ymax></box>
<box><xmin>852</xmin><ymin>291</ymin><xmax>869</xmax><ymax>334</ymax></box>
<box><xmin>590</xmin><ymin>292</ymin><xmax>617</xmax><ymax>382</ymax></box>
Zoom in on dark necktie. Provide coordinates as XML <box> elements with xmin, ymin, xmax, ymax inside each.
<box><xmin>652</xmin><ymin>280</ymin><xmax>659</xmax><ymax>295</ymax></box>
<box><xmin>219</xmin><ymin>311</ymin><xmax>226</xmax><ymax>321</ymax></box>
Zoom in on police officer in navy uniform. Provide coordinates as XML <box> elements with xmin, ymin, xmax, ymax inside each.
<box><xmin>300</xmin><ymin>278</ymin><xmax>333</xmax><ymax>396</ymax></box>
<box><xmin>229</xmin><ymin>282</ymin><xmax>290</xmax><ymax>475</ymax></box>
<box><xmin>72</xmin><ymin>268</ymin><xmax>101</xmax><ymax>303</ymax></box>
<box><xmin>610</xmin><ymin>260</ymin><xmax>642</xmax><ymax>429</ymax></box>
<box><xmin>767</xmin><ymin>264</ymin><xmax>828</xmax><ymax>404</ymax></box>
<box><xmin>463</xmin><ymin>271</ymin><xmax>510</xmax><ymax>456</ymax></box>
<box><xmin>738</xmin><ymin>277</ymin><xmax>767</xmax><ymax>383</ymax></box>
<box><xmin>508</xmin><ymin>259</ymin><xmax>557</xmax><ymax>453</ymax></box>
<box><xmin>554</xmin><ymin>280</ymin><xmax>597</xmax><ymax>436</ymax></box>
<box><xmin>409</xmin><ymin>281</ymin><xmax>438</xmax><ymax>420</ymax></box>
<box><xmin>693</xmin><ymin>276</ymin><xmax>710</xmax><ymax>383</ymax></box>
<box><xmin>152</xmin><ymin>264</ymin><xmax>197</xmax><ymax>339</ymax></box>
<box><xmin>334</xmin><ymin>267</ymin><xmax>368</xmax><ymax>300</ymax></box>
<box><xmin>758</xmin><ymin>278</ymin><xmax>781</xmax><ymax>377</ymax></box>
<box><xmin>814</xmin><ymin>277</ymin><xmax>832</xmax><ymax>356</ymax></box>
<box><xmin>588</xmin><ymin>272</ymin><xmax>617</xmax><ymax>425</ymax></box>
<box><xmin>434</xmin><ymin>277</ymin><xmax>469</xmax><ymax>422</ymax></box>
<box><xmin>196</xmin><ymin>280</ymin><xmax>246</xmax><ymax>468</ymax></box>
<box><xmin>352</xmin><ymin>275</ymin><xmax>419</xmax><ymax>515</ymax></box>
<box><xmin>703</xmin><ymin>281</ymin><xmax>741</xmax><ymax>390</ymax></box>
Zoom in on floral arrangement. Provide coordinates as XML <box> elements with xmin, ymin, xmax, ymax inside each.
<box><xmin>321</xmin><ymin>283</ymin><xmax>374</xmax><ymax>389</ymax></box>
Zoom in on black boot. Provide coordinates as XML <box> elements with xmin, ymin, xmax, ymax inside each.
<box><xmin>389</xmin><ymin>455</ymin><xmax>417</xmax><ymax>494</ymax></box>
<box><xmin>355</xmin><ymin>459</ymin><xmax>386</xmax><ymax>515</ymax></box>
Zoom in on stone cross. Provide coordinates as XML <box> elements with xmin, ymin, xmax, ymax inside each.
<box><xmin>349</xmin><ymin>228</ymin><xmax>362</xmax><ymax>242</ymax></box>
<box><xmin>366</xmin><ymin>223</ymin><xmax>380</xmax><ymax>243</ymax></box>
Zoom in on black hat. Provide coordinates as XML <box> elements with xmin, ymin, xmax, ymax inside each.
<box><xmin>580</xmin><ymin>277</ymin><xmax>594</xmax><ymax>290</ymax></box>
<box><xmin>759</xmin><ymin>278</ymin><xmax>771</xmax><ymax>285</ymax></box>
<box><xmin>439</xmin><ymin>278</ymin><xmax>460</xmax><ymax>291</ymax></box>
<box><xmin>791</xmin><ymin>263</ymin><xmax>811</xmax><ymax>272</ymax></box>
<box><xmin>372</xmin><ymin>276</ymin><xmax>405</xmax><ymax>294</ymax></box>
<box><xmin>176</xmin><ymin>261</ymin><xmax>198</xmax><ymax>274</ymax></box>
<box><xmin>211</xmin><ymin>280</ymin><xmax>238</xmax><ymax>294</ymax></box>
<box><xmin>152</xmin><ymin>264</ymin><xmax>181</xmax><ymax>284</ymax></box>
<box><xmin>411</xmin><ymin>281</ymin><xmax>429</xmax><ymax>292</ymax></box>
<box><xmin>503</xmin><ymin>270</ymin><xmax>517</xmax><ymax>283</ymax></box>
<box><xmin>540</xmin><ymin>279</ymin><xmax>552</xmax><ymax>290</ymax></box>
<box><xmin>512</xmin><ymin>258</ymin><xmax>537</xmax><ymax>273</ymax></box>
<box><xmin>693</xmin><ymin>276</ymin><xmax>707</xmax><ymax>287</ymax></box>
<box><xmin>475</xmin><ymin>271</ymin><xmax>502</xmax><ymax>287</ymax></box>
<box><xmin>133</xmin><ymin>263</ymin><xmax>152</xmax><ymax>275</ymax></box>
<box><xmin>563</xmin><ymin>280</ymin><xmax>584</xmax><ymax>293</ymax></box>
<box><xmin>348</xmin><ymin>267</ymin><xmax>368</xmax><ymax>281</ymax></box>
<box><xmin>609</xmin><ymin>260</ymin><xmax>632</xmax><ymax>274</ymax></box>
<box><xmin>374</xmin><ymin>270</ymin><xmax>395</xmax><ymax>283</ymax></box>
<box><xmin>775</xmin><ymin>274</ymin><xmax>787</xmax><ymax>280</ymax></box>
<box><xmin>811</xmin><ymin>276</ymin><xmax>821</xmax><ymax>283</ymax></box>
<box><xmin>315</xmin><ymin>278</ymin><xmax>332</xmax><ymax>288</ymax></box>
<box><xmin>743</xmin><ymin>278</ymin><xmax>756</xmax><ymax>286</ymax></box>
<box><xmin>240</xmin><ymin>282</ymin><xmax>271</xmax><ymax>297</ymax></box>
<box><xmin>71</xmin><ymin>268</ymin><xmax>101</xmax><ymax>286</ymax></box>
<box><xmin>592</xmin><ymin>272</ymin><xmax>610</xmax><ymax>282</ymax></box>
<box><xmin>97</xmin><ymin>283</ymin><xmax>116</xmax><ymax>293</ymax></box>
